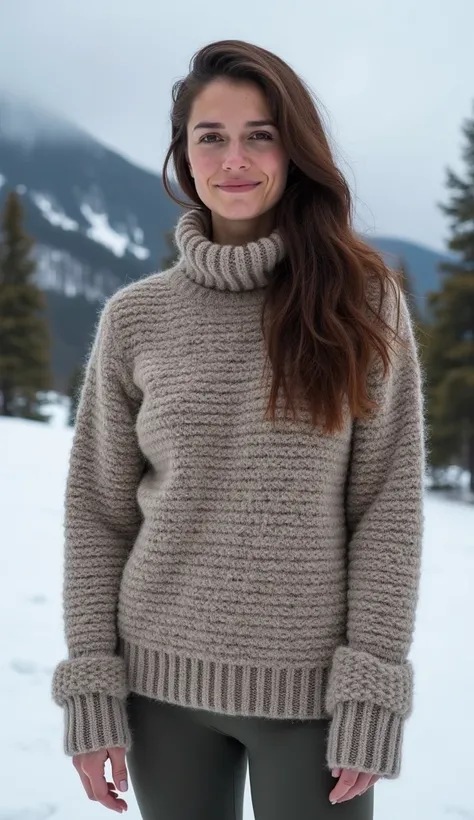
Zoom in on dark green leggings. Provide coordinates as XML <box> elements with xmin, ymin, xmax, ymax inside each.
<box><xmin>126</xmin><ymin>693</ymin><xmax>374</xmax><ymax>820</ymax></box>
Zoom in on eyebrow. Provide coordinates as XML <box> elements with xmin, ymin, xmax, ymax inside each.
<box><xmin>192</xmin><ymin>119</ymin><xmax>276</xmax><ymax>131</ymax></box>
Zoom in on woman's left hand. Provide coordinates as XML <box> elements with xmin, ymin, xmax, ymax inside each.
<box><xmin>329</xmin><ymin>768</ymin><xmax>380</xmax><ymax>803</ymax></box>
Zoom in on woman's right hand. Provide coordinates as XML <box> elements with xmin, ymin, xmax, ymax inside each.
<box><xmin>73</xmin><ymin>747</ymin><xmax>129</xmax><ymax>813</ymax></box>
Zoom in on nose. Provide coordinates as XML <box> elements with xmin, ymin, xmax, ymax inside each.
<box><xmin>222</xmin><ymin>140</ymin><xmax>251</xmax><ymax>172</ymax></box>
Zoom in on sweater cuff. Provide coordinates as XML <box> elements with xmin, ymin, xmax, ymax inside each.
<box><xmin>52</xmin><ymin>655</ymin><xmax>130</xmax><ymax>755</ymax></box>
<box><xmin>325</xmin><ymin>646</ymin><xmax>414</xmax><ymax>778</ymax></box>
<box><xmin>62</xmin><ymin>692</ymin><xmax>131</xmax><ymax>756</ymax></box>
<box><xmin>327</xmin><ymin>700</ymin><xmax>405</xmax><ymax>778</ymax></box>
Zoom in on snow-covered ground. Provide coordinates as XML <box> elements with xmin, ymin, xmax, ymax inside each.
<box><xmin>1</xmin><ymin>403</ymin><xmax>473</xmax><ymax>820</ymax></box>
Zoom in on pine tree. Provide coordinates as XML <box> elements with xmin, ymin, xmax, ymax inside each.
<box><xmin>66</xmin><ymin>363</ymin><xmax>85</xmax><ymax>427</ymax></box>
<box><xmin>392</xmin><ymin>258</ymin><xmax>433</xmax><ymax>400</ymax></box>
<box><xmin>0</xmin><ymin>191</ymin><xmax>52</xmax><ymax>420</ymax></box>
<box><xmin>394</xmin><ymin>257</ymin><xmax>425</xmax><ymax>339</ymax></box>
<box><xmin>425</xmin><ymin>103</ymin><xmax>474</xmax><ymax>492</ymax></box>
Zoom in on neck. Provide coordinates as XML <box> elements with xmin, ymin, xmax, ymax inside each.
<box><xmin>211</xmin><ymin>209</ymin><xmax>276</xmax><ymax>246</ymax></box>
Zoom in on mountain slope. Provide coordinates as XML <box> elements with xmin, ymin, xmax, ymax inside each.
<box><xmin>0</xmin><ymin>94</ymin><xmax>181</xmax><ymax>297</ymax></box>
<box><xmin>0</xmin><ymin>95</ymin><xmax>183</xmax><ymax>388</ymax></box>
<box><xmin>369</xmin><ymin>236</ymin><xmax>452</xmax><ymax>304</ymax></box>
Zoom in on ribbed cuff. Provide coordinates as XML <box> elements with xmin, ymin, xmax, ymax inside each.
<box><xmin>63</xmin><ymin>692</ymin><xmax>131</xmax><ymax>756</ymax></box>
<box><xmin>52</xmin><ymin>655</ymin><xmax>131</xmax><ymax>755</ymax></box>
<box><xmin>327</xmin><ymin>701</ymin><xmax>405</xmax><ymax>778</ymax></box>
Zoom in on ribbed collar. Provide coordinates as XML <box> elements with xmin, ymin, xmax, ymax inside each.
<box><xmin>174</xmin><ymin>208</ymin><xmax>285</xmax><ymax>292</ymax></box>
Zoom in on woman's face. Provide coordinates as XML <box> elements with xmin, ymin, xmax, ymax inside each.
<box><xmin>186</xmin><ymin>79</ymin><xmax>289</xmax><ymax>226</ymax></box>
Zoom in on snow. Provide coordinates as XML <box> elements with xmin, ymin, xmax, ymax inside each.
<box><xmin>129</xmin><ymin>226</ymin><xmax>150</xmax><ymax>259</ymax></box>
<box><xmin>31</xmin><ymin>192</ymin><xmax>79</xmax><ymax>232</ymax></box>
<box><xmin>80</xmin><ymin>203</ymin><xmax>150</xmax><ymax>260</ymax></box>
<box><xmin>2</xmin><ymin>175</ymin><xmax>150</xmax><ymax>262</ymax></box>
<box><xmin>80</xmin><ymin>203</ymin><xmax>130</xmax><ymax>257</ymax></box>
<box><xmin>129</xmin><ymin>243</ymin><xmax>150</xmax><ymax>260</ymax></box>
<box><xmin>1</xmin><ymin>403</ymin><xmax>473</xmax><ymax>820</ymax></box>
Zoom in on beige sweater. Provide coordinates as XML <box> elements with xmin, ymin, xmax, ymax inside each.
<box><xmin>52</xmin><ymin>209</ymin><xmax>425</xmax><ymax>778</ymax></box>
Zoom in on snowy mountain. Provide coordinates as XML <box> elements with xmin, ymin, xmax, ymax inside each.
<box><xmin>1</xmin><ymin>409</ymin><xmax>474</xmax><ymax>819</ymax></box>
<box><xmin>0</xmin><ymin>94</ymin><xmax>182</xmax><ymax>388</ymax></box>
<box><xmin>0</xmin><ymin>93</ymin><xmax>180</xmax><ymax>301</ymax></box>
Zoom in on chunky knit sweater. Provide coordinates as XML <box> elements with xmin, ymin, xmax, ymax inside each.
<box><xmin>52</xmin><ymin>209</ymin><xmax>425</xmax><ymax>778</ymax></box>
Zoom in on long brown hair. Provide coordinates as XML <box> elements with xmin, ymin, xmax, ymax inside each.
<box><xmin>163</xmin><ymin>39</ymin><xmax>405</xmax><ymax>434</ymax></box>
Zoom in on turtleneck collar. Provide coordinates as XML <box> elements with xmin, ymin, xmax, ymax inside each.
<box><xmin>174</xmin><ymin>208</ymin><xmax>285</xmax><ymax>292</ymax></box>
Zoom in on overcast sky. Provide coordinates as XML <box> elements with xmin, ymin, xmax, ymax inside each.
<box><xmin>1</xmin><ymin>0</ymin><xmax>473</xmax><ymax>251</ymax></box>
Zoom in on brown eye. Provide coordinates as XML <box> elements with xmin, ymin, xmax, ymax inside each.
<box><xmin>200</xmin><ymin>134</ymin><xmax>222</xmax><ymax>144</ymax></box>
<box><xmin>250</xmin><ymin>132</ymin><xmax>273</xmax><ymax>140</ymax></box>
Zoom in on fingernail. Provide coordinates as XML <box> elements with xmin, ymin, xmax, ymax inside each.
<box><xmin>120</xmin><ymin>780</ymin><xmax>128</xmax><ymax>792</ymax></box>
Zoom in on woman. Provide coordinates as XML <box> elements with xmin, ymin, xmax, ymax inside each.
<box><xmin>52</xmin><ymin>39</ymin><xmax>425</xmax><ymax>819</ymax></box>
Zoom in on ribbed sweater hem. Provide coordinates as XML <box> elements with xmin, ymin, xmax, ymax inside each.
<box><xmin>119</xmin><ymin>639</ymin><xmax>331</xmax><ymax>721</ymax></box>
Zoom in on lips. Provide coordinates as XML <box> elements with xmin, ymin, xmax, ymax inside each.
<box><xmin>216</xmin><ymin>182</ymin><xmax>261</xmax><ymax>192</ymax></box>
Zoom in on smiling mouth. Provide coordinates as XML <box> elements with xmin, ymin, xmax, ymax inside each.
<box><xmin>216</xmin><ymin>182</ymin><xmax>261</xmax><ymax>193</ymax></box>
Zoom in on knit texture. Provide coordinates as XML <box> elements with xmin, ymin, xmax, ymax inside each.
<box><xmin>52</xmin><ymin>208</ymin><xmax>425</xmax><ymax>777</ymax></box>
<box><xmin>174</xmin><ymin>208</ymin><xmax>285</xmax><ymax>290</ymax></box>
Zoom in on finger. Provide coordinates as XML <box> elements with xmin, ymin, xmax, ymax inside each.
<box><xmin>106</xmin><ymin>783</ymin><xmax>128</xmax><ymax>812</ymax></box>
<box><xmin>359</xmin><ymin>774</ymin><xmax>380</xmax><ymax>795</ymax></box>
<box><xmin>329</xmin><ymin>768</ymin><xmax>358</xmax><ymax>803</ymax></box>
<box><xmin>331</xmin><ymin>768</ymin><xmax>341</xmax><ymax>778</ymax></box>
<box><xmin>106</xmin><ymin>781</ymin><xmax>119</xmax><ymax>796</ymax></box>
<box><xmin>108</xmin><ymin>746</ymin><xmax>129</xmax><ymax>793</ymax></box>
<box><xmin>337</xmin><ymin>772</ymin><xmax>373</xmax><ymax>802</ymax></box>
<box><xmin>95</xmin><ymin>780</ymin><xmax>127</xmax><ymax>812</ymax></box>
<box><xmin>97</xmin><ymin>786</ymin><xmax>127</xmax><ymax>813</ymax></box>
<box><xmin>83</xmin><ymin>759</ymin><xmax>127</xmax><ymax>812</ymax></box>
<box><xmin>76</xmin><ymin>768</ymin><xmax>96</xmax><ymax>801</ymax></box>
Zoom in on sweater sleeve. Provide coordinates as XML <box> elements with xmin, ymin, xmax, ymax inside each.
<box><xmin>51</xmin><ymin>296</ymin><xmax>145</xmax><ymax>756</ymax></box>
<box><xmin>325</xmin><ymin>281</ymin><xmax>426</xmax><ymax>779</ymax></box>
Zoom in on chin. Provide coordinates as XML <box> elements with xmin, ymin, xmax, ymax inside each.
<box><xmin>211</xmin><ymin>198</ymin><xmax>268</xmax><ymax>223</ymax></box>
